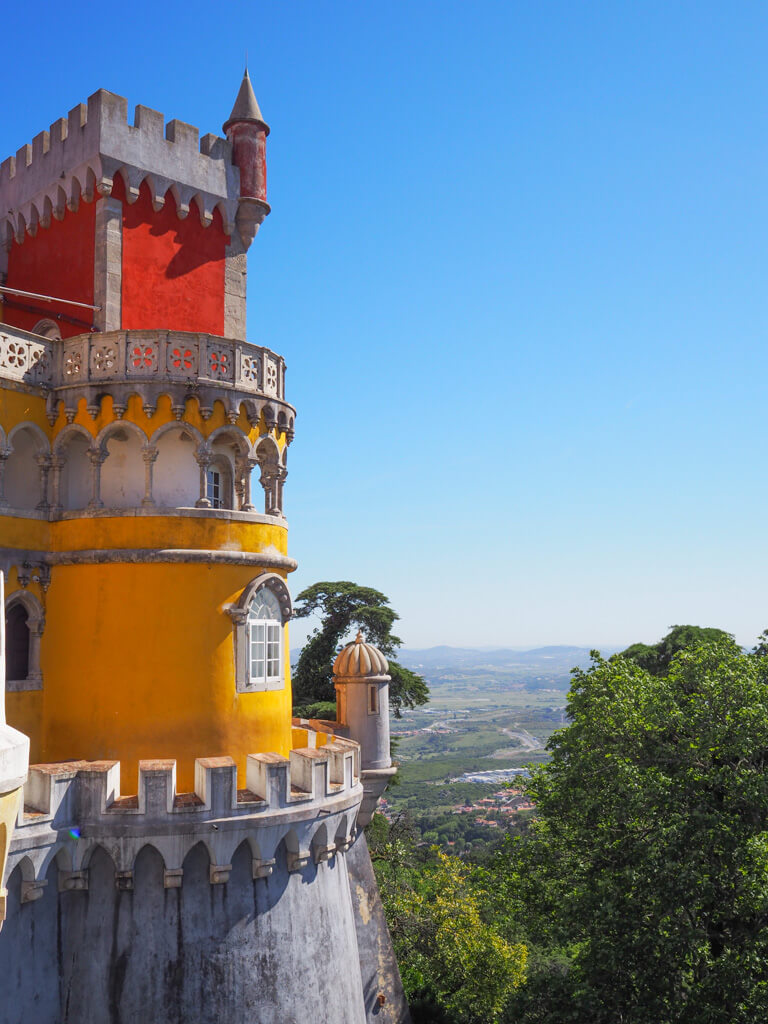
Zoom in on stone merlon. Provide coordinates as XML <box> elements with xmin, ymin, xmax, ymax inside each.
<box><xmin>0</xmin><ymin>89</ymin><xmax>241</xmax><ymax>246</ymax></box>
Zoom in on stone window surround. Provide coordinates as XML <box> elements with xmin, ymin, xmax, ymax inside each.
<box><xmin>226</xmin><ymin>573</ymin><xmax>292</xmax><ymax>694</ymax></box>
<box><xmin>4</xmin><ymin>589</ymin><xmax>44</xmax><ymax>692</ymax></box>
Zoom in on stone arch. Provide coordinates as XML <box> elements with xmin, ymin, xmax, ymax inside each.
<box><xmin>97</xmin><ymin>419</ymin><xmax>146</xmax><ymax>508</ymax></box>
<box><xmin>14</xmin><ymin>853</ymin><xmax>35</xmax><ymax>884</ymax></box>
<box><xmin>190</xmin><ymin>192</ymin><xmax>211</xmax><ymax>227</ymax></box>
<box><xmin>149</xmin><ymin>421</ymin><xmax>202</xmax><ymax>508</ymax></box>
<box><xmin>310</xmin><ymin>822</ymin><xmax>335</xmax><ymax>865</ymax></box>
<box><xmin>38</xmin><ymin>843</ymin><xmax>68</xmax><ymax>881</ymax></box>
<box><xmin>31</xmin><ymin>318</ymin><xmax>61</xmax><ymax>341</ymax></box>
<box><xmin>68</xmin><ymin>175</ymin><xmax>82</xmax><ymax>214</ymax></box>
<box><xmin>79</xmin><ymin>842</ymin><xmax>115</xmax><ymax>872</ymax></box>
<box><xmin>54</xmin><ymin>423</ymin><xmax>93</xmax><ymax>511</ymax></box>
<box><xmin>133</xmin><ymin>843</ymin><xmax>166</xmax><ymax>891</ymax></box>
<box><xmin>114</xmin><ymin>165</ymin><xmax>139</xmax><ymax>205</ymax></box>
<box><xmin>4</xmin><ymin>587</ymin><xmax>44</xmax><ymax>691</ymax></box>
<box><xmin>215</xmin><ymin>200</ymin><xmax>234</xmax><ymax>235</ymax></box>
<box><xmin>207</xmin><ymin>426</ymin><xmax>250</xmax><ymax>510</ymax></box>
<box><xmin>4</xmin><ymin>422</ymin><xmax>50</xmax><ymax>510</ymax></box>
<box><xmin>207</xmin><ymin>424</ymin><xmax>250</xmax><ymax>456</ymax></box>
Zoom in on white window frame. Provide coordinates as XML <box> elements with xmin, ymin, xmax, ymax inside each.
<box><xmin>247</xmin><ymin>589</ymin><xmax>282</xmax><ymax>690</ymax></box>
<box><xmin>227</xmin><ymin>573</ymin><xmax>292</xmax><ymax>694</ymax></box>
<box><xmin>206</xmin><ymin>467</ymin><xmax>223</xmax><ymax>509</ymax></box>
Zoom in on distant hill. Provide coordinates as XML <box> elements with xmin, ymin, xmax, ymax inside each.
<box><xmin>289</xmin><ymin>644</ymin><xmax>620</xmax><ymax>693</ymax></box>
<box><xmin>397</xmin><ymin>645</ymin><xmax>606</xmax><ymax>670</ymax></box>
<box><xmin>395</xmin><ymin>645</ymin><xmax>619</xmax><ymax>693</ymax></box>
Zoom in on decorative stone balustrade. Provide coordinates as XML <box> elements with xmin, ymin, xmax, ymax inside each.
<box><xmin>0</xmin><ymin>325</ymin><xmax>294</xmax><ymax>433</ymax></box>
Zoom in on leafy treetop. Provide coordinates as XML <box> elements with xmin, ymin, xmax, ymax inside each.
<box><xmin>291</xmin><ymin>581</ymin><xmax>429</xmax><ymax>715</ymax></box>
<box><xmin>619</xmin><ymin>623</ymin><xmax>737</xmax><ymax>676</ymax></box>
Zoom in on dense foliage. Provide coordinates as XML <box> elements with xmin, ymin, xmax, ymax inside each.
<box><xmin>369</xmin><ymin>815</ymin><xmax>527</xmax><ymax>1024</ymax></box>
<box><xmin>374</xmin><ymin>627</ymin><xmax>768</xmax><ymax>1023</ymax></box>
<box><xmin>291</xmin><ymin>581</ymin><xmax>429</xmax><ymax>714</ymax></box>
<box><xmin>620</xmin><ymin>623</ymin><xmax>736</xmax><ymax>676</ymax></box>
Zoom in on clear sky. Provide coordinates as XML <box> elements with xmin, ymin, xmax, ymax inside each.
<box><xmin>3</xmin><ymin>1</ymin><xmax>768</xmax><ymax>650</ymax></box>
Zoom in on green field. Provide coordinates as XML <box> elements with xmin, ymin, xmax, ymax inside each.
<box><xmin>388</xmin><ymin>682</ymin><xmax>568</xmax><ymax>816</ymax></box>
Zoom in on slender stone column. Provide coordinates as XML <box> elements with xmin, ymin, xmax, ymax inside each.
<box><xmin>87</xmin><ymin>448</ymin><xmax>107</xmax><ymax>510</ymax></box>
<box><xmin>258</xmin><ymin>467</ymin><xmax>276</xmax><ymax>516</ymax></box>
<box><xmin>48</xmin><ymin>455</ymin><xmax>64</xmax><ymax>514</ymax></box>
<box><xmin>194</xmin><ymin>447</ymin><xmax>212</xmax><ymax>508</ymax></box>
<box><xmin>237</xmin><ymin>456</ymin><xmax>259</xmax><ymax>511</ymax></box>
<box><xmin>276</xmin><ymin>466</ymin><xmax>288</xmax><ymax>516</ymax></box>
<box><xmin>35</xmin><ymin>454</ymin><xmax>51</xmax><ymax>511</ymax></box>
<box><xmin>27</xmin><ymin>619</ymin><xmax>44</xmax><ymax>688</ymax></box>
<box><xmin>0</xmin><ymin>448</ymin><xmax>10</xmax><ymax>509</ymax></box>
<box><xmin>142</xmin><ymin>445</ymin><xmax>159</xmax><ymax>507</ymax></box>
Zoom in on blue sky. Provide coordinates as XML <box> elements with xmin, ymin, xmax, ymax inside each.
<box><xmin>3</xmin><ymin>1</ymin><xmax>768</xmax><ymax>650</ymax></box>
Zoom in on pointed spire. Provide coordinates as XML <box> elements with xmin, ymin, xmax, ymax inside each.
<box><xmin>223</xmin><ymin>69</ymin><xmax>269</xmax><ymax>134</ymax></box>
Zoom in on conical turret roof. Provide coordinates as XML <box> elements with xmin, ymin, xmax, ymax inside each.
<box><xmin>223</xmin><ymin>69</ymin><xmax>269</xmax><ymax>134</ymax></box>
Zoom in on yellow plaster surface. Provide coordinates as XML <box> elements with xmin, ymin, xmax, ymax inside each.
<box><xmin>20</xmin><ymin>563</ymin><xmax>294</xmax><ymax>792</ymax></box>
<box><xmin>0</xmin><ymin>787</ymin><xmax>22</xmax><ymax>928</ymax></box>
<box><xmin>49</xmin><ymin>393</ymin><xmax>287</xmax><ymax>449</ymax></box>
<box><xmin>0</xmin><ymin>388</ymin><xmax>51</xmax><ymax>439</ymax></box>
<box><xmin>50</xmin><ymin>515</ymin><xmax>288</xmax><ymax>554</ymax></box>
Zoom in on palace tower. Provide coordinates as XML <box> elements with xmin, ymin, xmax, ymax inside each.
<box><xmin>0</xmin><ymin>74</ymin><xmax>407</xmax><ymax>1024</ymax></box>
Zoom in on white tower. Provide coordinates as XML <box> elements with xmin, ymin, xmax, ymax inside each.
<box><xmin>333</xmin><ymin>632</ymin><xmax>397</xmax><ymax>826</ymax></box>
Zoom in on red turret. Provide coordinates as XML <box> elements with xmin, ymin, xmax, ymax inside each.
<box><xmin>223</xmin><ymin>69</ymin><xmax>271</xmax><ymax>248</ymax></box>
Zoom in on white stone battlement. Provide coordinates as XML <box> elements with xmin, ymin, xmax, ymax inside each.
<box><xmin>0</xmin><ymin>89</ymin><xmax>240</xmax><ymax>247</ymax></box>
<box><xmin>20</xmin><ymin>742</ymin><xmax>360</xmax><ymax>826</ymax></box>
<box><xmin>8</xmin><ymin>737</ymin><xmax>362</xmax><ymax>889</ymax></box>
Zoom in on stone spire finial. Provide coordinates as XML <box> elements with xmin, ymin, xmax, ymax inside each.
<box><xmin>224</xmin><ymin>69</ymin><xmax>269</xmax><ymax>134</ymax></box>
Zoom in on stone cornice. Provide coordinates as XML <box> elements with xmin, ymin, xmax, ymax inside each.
<box><xmin>0</xmin><ymin>546</ymin><xmax>298</xmax><ymax>573</ymax></box>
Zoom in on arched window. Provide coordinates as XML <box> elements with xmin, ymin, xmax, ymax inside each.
<box><xmin>247</xmin><ymin>587</ymin><xmax>282</xmax><ymax>688</ymax></box>
<box><xmin>227</xmin><ymin>574</ymin><xmax>291</xmax><ymax>693</ymax></box>
<box><xmin>4</xmin><ymin>592</ymin><xmax>44</xmax><ymax>691</ymax></box>
<box><xmin>6</xmin><ymin>604</ymin><xmax>29</xmax><ymax>681</ymax></box>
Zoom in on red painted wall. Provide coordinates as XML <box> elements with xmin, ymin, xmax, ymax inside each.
<box><xmin>3</xmin><ymin>202</ymin><xmax>96</xmax><ymax>337</ymax></box>
<box><xmin>116</xmin><ymin>177</ymin><xmax>227</xmax><ymax>335</ymax></box>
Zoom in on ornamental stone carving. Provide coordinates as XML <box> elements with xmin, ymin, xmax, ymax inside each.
<box><xmin>0</xmin><ymin>325</ymin><xmax>295</xmax><ymax>439</ymax></box>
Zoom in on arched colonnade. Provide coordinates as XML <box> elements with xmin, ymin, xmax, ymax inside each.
<box><xmin>0</xmin><ymin>421</ymin><xmax>287</xmax><ymax>515</ymax></box>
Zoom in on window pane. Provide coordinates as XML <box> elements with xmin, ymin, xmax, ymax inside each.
<box><xmin>246</xmin><ymin>586</ymin><xmax>283</xmax><ymax>685</ymax></box>
<box><xmin>206</xmin><ymin>468</ymin><xmax>222</xmax><ymax>509</ymax></box>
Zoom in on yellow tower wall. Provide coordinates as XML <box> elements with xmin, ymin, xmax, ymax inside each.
<box><xmin>36</xmin><ymin>562</ymin><xmax>293</xmax><ymax>791</ymax></box>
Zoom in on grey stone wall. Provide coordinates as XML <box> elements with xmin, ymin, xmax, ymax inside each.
<box><xmin>347</xmin><ymin>832</ymin><xmax>412</xmax><ymax>1024</ymax></box>
<box><xmin>0</xmin><ymin>838</ymin><xmax>368</xmax><ymax>1024</ymax></box>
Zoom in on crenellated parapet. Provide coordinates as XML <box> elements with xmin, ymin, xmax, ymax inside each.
<box><xmin>8</xmin><ymin>734</ymin><xmax>362</xmax><ymax>894</ymax></box>
<box><xmin>0</xmin><ymin>90</ymin><xmax>240</xmax><ymax>250</ymax></box>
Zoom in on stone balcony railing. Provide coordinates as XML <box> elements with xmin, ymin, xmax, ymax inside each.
<box><xmin>0</xmin><ymin>325</ymin><xmax>294</xmax><ymax>431</ymax></box>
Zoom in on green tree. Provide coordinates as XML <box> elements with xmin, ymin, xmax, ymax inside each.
<box><xmin>620</xmin><ymin>623</ymin><xmax>736</xmax><ymax>676</ymax></box>
<box><xmin>369</xmin><ymin>814</ymin><xmax>527</xmax><ymax>1024</ymax></box>
<box><xmin>502</xmin><ymin>639</ymin><xmax>768</xmax><ymax>1023</ymax></box>
<box><xmin>291</xmin><ymin>581</ymin><xmax>429</xmax><ymax>714</ymax></box>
